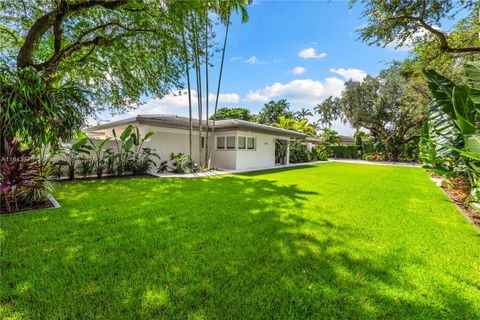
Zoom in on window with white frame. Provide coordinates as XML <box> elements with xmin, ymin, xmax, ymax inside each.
<box><xmin>226</xmin><ymin>136</ymin><xmax>236</xmax><ymax>149</ymax></box>
<box><xmin>247</xmin><ymin>137</ymin><xmax>255</xmax><ymax>150</ymax></box>
<box><xmin>217</xmin><ymin>136</ymin><xmax>225</xmax><ymax>149</ymax></box>
<box><xmin>238</xmin><ymin>136</ymin><xmax>246</xmax><ymax>149</ymax></box>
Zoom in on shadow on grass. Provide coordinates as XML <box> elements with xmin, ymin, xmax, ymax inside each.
<box><xmin>0</xmin><ymin>174</ymin><xmax>478</xmax><ymax>319</ymax></box>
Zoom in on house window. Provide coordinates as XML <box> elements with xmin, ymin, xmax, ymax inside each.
<box><xmin>247</xmin><ymin>137</ymin><xmax>255</xmax><ymax>150</ymax></box>
<box><xmin>238</xmin><ymin>136</ymin><xmax>246</xmax><ymax>149</ymax></box>
<box><xmin>217</xmin><ymin>136</ymin><xmax>225</xmax><ymax>149</ymax></box>
<box><xmin>226</xmin><ymin>136</ymin><xmax>236</xmax><ymax>149</ymax></box>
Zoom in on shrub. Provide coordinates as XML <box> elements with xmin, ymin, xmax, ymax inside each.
<box><xmin>310</xmin><ymin>145</ymin><xmax>329</xmax><ymax>161</ymax></box>
<box><xmin>289</xmin><ymin>142</ymin><xmax>311</xmax><ymax>163</ymax></box>
<box><xmin>327</xmin><ymin>145</ymin><xmax>360</xmax><ymax>159</ymax></box>
<box><xmin>363</xmin><ymin>152</ymin><xmax>385</xmax><ymax>161</ymax></box>
<box><xmin>77</xmin><ymin>156</ymin><xmax>94</xmax><ymax>178</ymax></box>
<box><xmin>169</xmin><ymin>153</ymin><xmax>197</xmax><ymax>174</ymax></box>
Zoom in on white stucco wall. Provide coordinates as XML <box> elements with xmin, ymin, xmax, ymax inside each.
<box><xmin>88</xmin><ymin>124</ymin><xmax>293</xmax><ymax>171</ymax></box>
<box><xmin>235</xmin><ymin>131</ymin><xmax>276</xmax><ymax>170</ymax></box>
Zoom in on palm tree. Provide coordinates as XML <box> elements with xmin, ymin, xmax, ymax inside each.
<box><xmin>295</xmin><ymin>107</ymin><xmax>313</xmax><ymax>120</ymax></box>
<box><xmin>208</xmin><ymin>0</ymin><xmax>250</xmax><ymax>168</ymax></box>
<box><xmin>204</xmin><ymin>10</ymin><xmax>210</xmax><ymax>164</ymax></box>
<box><xmin>181</xmin><ymin>23</ymin><xmax>193</xmax><ymax>158</ymax></box>
<box><xmin>320</xmin><ymin>128</ymin><xmax>341</xmax><ymax>144</ymax></box>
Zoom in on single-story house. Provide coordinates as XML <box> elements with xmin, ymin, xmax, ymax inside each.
<box><xmin>86</xmin><ymin>114</ymin><xmax>306</xmax><ymax>171</ymax></box>
<box><xmin>339</xmin><ymin>135</ymin><xmax>355</xmax><ymax>145</ymax></box>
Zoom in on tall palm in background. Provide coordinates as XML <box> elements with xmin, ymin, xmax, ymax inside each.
<box><xmin>209</xmin><ymin>0</ymin><xmax>250</xmax><ymax>168</ymax></box>
<box><xmin>295</xmin><ymin>108</ymin><xmax>313</xmax><ymax>120</ymax></box>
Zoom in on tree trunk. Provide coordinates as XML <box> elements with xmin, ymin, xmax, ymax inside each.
<box><xmin>181</xmin><ymin>25</ymin><xmax>193</xmax><ymax>158</ymax></box>
<box><xmin>204</xmin><ymin>13</ymin><xmax>210</xmax><ymax>166</ymax></box>
<box><xmin>209</xmin><ymin>12</ymin><xmax>230</xmax><ymax>168</ymax></box>
<box><xmin>192</xmin><ymin>16</ymin><xmax>203</xmax><ymax>167</ymax></box>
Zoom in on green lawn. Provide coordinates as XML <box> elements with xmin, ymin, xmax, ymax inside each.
<box><xmin>1</xmin><ymin>163</ymin><xmax>479</xmax><ymax>319</ymax></box>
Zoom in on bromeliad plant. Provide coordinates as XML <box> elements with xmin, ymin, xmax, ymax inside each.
<box><xmin>420</xmin><ymin>61</ymin><xmax>480</xmax><ymax>204</ymax></box>
<box><xmin>1</xmin><ymin>139</ymin><xmax>46</xmax><ymax>213</ymax></box>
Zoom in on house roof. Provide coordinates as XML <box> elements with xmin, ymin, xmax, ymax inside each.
<box><xmin>339</xmin><ymin>135</ymin><xmax>355</xmax><ymax>143</ymax></box>
<box><xmin>86</xmin><ymin>114</ymin><xmax>307</xmax><ymax>138</ymax></box>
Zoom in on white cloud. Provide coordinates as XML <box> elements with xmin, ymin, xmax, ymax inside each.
<box><xmin>208</xmin><ymin>93</ymin><xmax>240</xmax><ymax>104</ymax></box>
<box><xmin>272</xmin><ymin>58</ymin><xmax>282</xmax><ymax>63</ymax></box>
<box><xmin>298</xmin><ymin>48</ymin><xmax>327</xmax><ymax>59</ymax></box>
<box><xmin>292</xmin><ymin>67</ymin><xmax>306</xmax><ymax>75</ymax></box>
<box><xmin>330</xmin><ymin>68</ymin><xmax>367</xmax><ymax>81</ymax></box>
<box><xmin>230</xmin><ymin>56</ymin><xmax>244</xmax><ymax>61</ymax></box>
<box><xmin>244</xmin><ymin>78</ymin><xmax>344</xmax><ymax>106</ymax></box>
<box><xmin>104</xmin><ymin>90</ymin><xmax>239</xmax><ymax>122</ymax></box>
<box><xmin>245</xmin><ymin>56</ymin><xmax>260</xmax><ymax>64</ymax></box>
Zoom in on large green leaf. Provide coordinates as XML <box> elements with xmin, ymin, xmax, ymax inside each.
<box><xmin>426</xmin><ymin>100</ymin><xmax>463</xmax><ymax>159</ymax></box>
<box><xmin>120</xmin><ymin>125</ymin><xmax>133</xmax><ymax>141</ymax></box>
<box><xmin>465</xmin><ymin>135</ymin><xmax>480</xmax><ymax>159</ymax></box>
<box><xmin>465</xmin><ymin>61</ymin><xmax>480</xmax><ymax>105</ymax></box>
<box><xmin>72</xmin><ymin>137</ymin><xmax>87</xmax><ymax>150</ymax></box>
<box><xmin>452</xmin><ymin>86</ymin><xmax>476</xmax><ymax>135</ymax></box>
<box><xmin>423</xmin><ymin>69</ymin><xmax>456</xmax><ymax>120</ymax></box>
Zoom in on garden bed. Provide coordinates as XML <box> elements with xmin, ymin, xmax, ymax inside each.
<box><xmin>437</xmin><ymin>176</ymin><xmax>480</xmax><ymax>227</ymax></box>
<box><xmin>1</xmin><ymin>198</ymin><xmax>54</xmax><ymax>215</ymax></box>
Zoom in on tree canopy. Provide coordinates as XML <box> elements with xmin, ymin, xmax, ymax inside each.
<box><xmin>354</xmin><ymin>0</ymin><xmax>480</xmax><ymax>56</ymax></box>
<box><xmin>321</xmin><ymin>65</ymin><xmax>428</xmax><ymax>160</ymax></box>
<box><xmin>210</xmin><ymin>107</ymin><xmax>256</xmax><ymax>121</ymax></box>
<box><xmin>257</xmin><ymin>99</ymin><xmax>293</xmax><ymax>124</ymax></box>
<box><xmin>0</xmin><ymin>0</ymin><xmax>250</xmax><ymax>146</ymax></box>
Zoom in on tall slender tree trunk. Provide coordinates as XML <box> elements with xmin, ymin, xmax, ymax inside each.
<box><xmin>193</xmin><ymin>15</ymin><xmax>203</xmax><ymax>167</ymax></box>
<box><xmin>204</xmin><ymin>13</ymin><xmax>210</xmax><ymax>166</ymax></box>
<box><xmin>209</xmin><ymin>12</ymin><xmax>230</xmax><ymax>168</ymax></box>
<box><xmin>181</xmin><ymin>24</ymin><xmax>193</xmax><ymax>158</ymax></box>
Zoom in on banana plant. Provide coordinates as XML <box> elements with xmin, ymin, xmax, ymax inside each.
<box><xmin>112</xmin><ymin>125</ymin><xmax>134</xmax><ymax>176</ymax></box>
<box><xmin>83</xmin><ymin>137</ymin><xmax>112</xmax><ymax>178</ymax></box>
<box><xmin>55</xmin><ymin>137</ymin><xmax>89</xmax><ymax>180</ymax></box>
<box><xmin>129</xmin><ymin>127</ymin><xmax>160</xmax><ymax>175</ymax></box>
<box><xmin>421</xmin><ymin>61</ymin><xmax>480</xmax><ymax>203</ymax></box>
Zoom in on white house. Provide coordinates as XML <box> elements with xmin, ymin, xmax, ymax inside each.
<box><xmin>86</xmin><ymin>114</ymin><xmax>306</xmax><ymax>171</ymax></box>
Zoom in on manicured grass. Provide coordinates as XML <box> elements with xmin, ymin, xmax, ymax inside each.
<box><xmin>1</xmin><ymin>163</ymin><xmax>479</xmax><ymax>319</ymax></box>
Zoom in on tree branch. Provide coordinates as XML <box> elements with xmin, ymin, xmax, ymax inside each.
<box><xmin>387</xmin><ymin>14</ymin><xmax>480</xmax><ymax>53</ymax></box>
<box><xmin>16</xmin><ymin>0</ymin><xmax>134</xmax><ymax>69</ymax></box>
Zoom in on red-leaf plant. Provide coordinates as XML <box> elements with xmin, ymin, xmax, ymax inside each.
<box><xmin>1</xmin><ymin>138</ymin><xmax>44</xmax><ymax>213</ymax></box>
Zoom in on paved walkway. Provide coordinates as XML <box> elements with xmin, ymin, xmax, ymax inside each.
<box><xmin>329</xmin><ymin>159</ymin><xmax>421</xmax><ymax>167</ymax></box>
<box><xmin>150</xmin><ymin>161</ymin><xmax>326</xmax><ymax>179</ymax></box>
<box><xmin>150</xmin><ymin>159</ymin><xmax>421</xmax><ymax>179</ymax></box>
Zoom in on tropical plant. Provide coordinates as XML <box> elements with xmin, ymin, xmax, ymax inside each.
<box><xmin>320</xmin><ymin>129</ymin><xmax>341</xmax><ymax>145</ymax></box>
<box><xmin>257</xmin><ymin>99</ymin><xmax>293</xmax><ymax>124</ymax></box>
<box><xmin>274</xmin><ymin>116</ymin><xmax>317</xmax><ymax>136</ymax></box>
<box><xmin>112</xmin><ymin>125</ymin><xmax>134</xmax><ymax>176</ymax></box>
<box><xmin>310</xmin><ymin>145</ymin><xmax>329</xmax><ymax>161</ymax></box>
<box><xmin>289</xmin><ymin>142</ymin><xmax>311</xmax><ymax>163</ymax></box>
<box><xmin>128</xmin><ymin>127</ymin><xmax>160</xmax><ymax>175</ymax></box>
<box><xmin>295</xmin><ymin>108</ymin><xmax>313</xmax><ymax>120</ymax></box>
<box><xmin>55</xmin><ymin>138</ymin><xmax>89</xmax><ymax>180</ymax></box>
<box><xmin>169</xmin><ymin>153</ymin><xmax>197</xmax><ymax>174</ymax></box>
<box><xmin>420</xmin><ymin>61</ymin><xmax>480</xmax><ymax>203</ymax></box>
<box><xmin>1</xmin><ymin>139</ymin><xmax>45</xmax><ymax>213</ymax></box>
<box><xmin>77</xmin><ymin>156</ymin><xmax>94</xmax><ymax>179</ymax></box>
<box><xmin>83</xmin><ymin>138</ymin><xmax>112</xmax><ymax>178</ymax></box>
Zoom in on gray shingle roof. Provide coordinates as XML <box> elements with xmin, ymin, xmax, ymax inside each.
<box><xmin>87</xmin><ymin>114</ymin><xmax>306</xmax><ymax>138</ymax></box>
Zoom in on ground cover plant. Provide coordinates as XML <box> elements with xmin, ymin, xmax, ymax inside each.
<box><xmin>0</xmin><ymin>163</ymin><xmax>479</xmax><ymax>319</ymax></box>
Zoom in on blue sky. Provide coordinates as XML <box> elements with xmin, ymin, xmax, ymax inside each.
<box><xmin>104</xmin><ymin>0</ymin><xmax>412</xmax><ymax>135</ymax></box>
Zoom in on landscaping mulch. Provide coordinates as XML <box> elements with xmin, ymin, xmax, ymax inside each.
<box><xmin>1</xmin><ymin>199</ymin><xmax>53</xmax><ymax>215</ymax></box>
<box><xmin>439</xmin><ymin>176</ymin><xmax>480</xmax><ymax>227</ymax></box>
